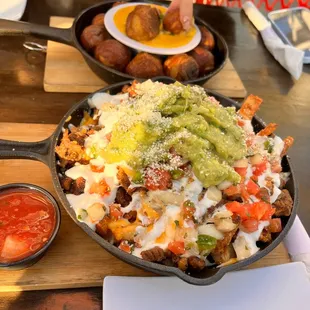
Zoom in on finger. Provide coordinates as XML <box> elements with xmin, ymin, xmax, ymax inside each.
<box><xmin>167</xmin><ymin>0</ymin><xmax>181</xmax><ymax>12</ymax></box>
<box><xmin>179</xmin><ymin>0</ymin><xmax>193</xmax><ymax>31</ymax></box>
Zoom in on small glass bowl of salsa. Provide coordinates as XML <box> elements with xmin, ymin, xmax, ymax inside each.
<box><xmin>0</xmin><ymin>183</ymin><xmax>61</xmax><ymax>270</ymax></box>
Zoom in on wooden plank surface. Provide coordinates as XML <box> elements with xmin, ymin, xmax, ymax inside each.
<box><xmin>43</xmin><ymin>17</ymin><xmax>247</xmax><ymax>98</ymax></box>
<box><xmin>0</xmin><ymin>123</ymin><xmax>290</xmax><ymax>292</ymax></box>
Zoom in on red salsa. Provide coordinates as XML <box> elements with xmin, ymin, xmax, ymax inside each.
<box><xmin>0</xmin><ymin>189</ymin><xmax>56</xmax><ymax>263</ymax></box>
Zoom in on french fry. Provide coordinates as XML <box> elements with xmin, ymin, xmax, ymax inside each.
<box><xmin>258</xmin><ymin>123</ymin><xmax>278</xmax><ymax>136</ymax></box>
<box><xmin>238</xmin><ymin>95</ymin><xmax>263</xmax><ymax>120</ymax></box>
<box><xmin>281</xmin><ymin>136</ymin><xmax>294</xmax><ymax>157</ymax></box>
<box><xmin>126</xmin><ymin>80</ymin><xmax>138</xmax><ymax>97</ymax></box>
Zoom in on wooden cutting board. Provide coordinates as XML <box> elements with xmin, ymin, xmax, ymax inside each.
<box><xmin>0</xmin><ymin>123</ymin><xmax>290</xmax><ymax>292</ymax></box>
<box><xmin>43</xmin><ymin>17</ymin><xmax>247</xmax><ymax>98</ymax></box>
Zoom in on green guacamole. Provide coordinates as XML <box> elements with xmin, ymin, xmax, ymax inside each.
<box><xmin>101</xmin><ymin>81</ymin><xmax>246</xmax><ymax>187</ymax></box>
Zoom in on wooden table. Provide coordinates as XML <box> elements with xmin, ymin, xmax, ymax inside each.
<box><xmin>0</xmin><ymin>1</ymin><xmax>309</xmax><ymax>309</ymax></box>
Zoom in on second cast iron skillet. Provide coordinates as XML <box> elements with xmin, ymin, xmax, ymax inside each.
<box><xmin>0</xmin><ymin>77</ymin><xmax>298</xmax><ymax>285</ymax></box>
<box><xmin>0</xmin><ymin>0</ymin><xmax>228</xmax><ymax>85</ymax></box>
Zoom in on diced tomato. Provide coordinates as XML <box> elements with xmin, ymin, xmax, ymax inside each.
<box><xmin>249</xmin><ymin>201</ymin><xmax>271</xmax><ymax>221</ymax></box>
<box><xmin>90</xmin><ymin>164</ymin><xmax>105</xmax><ymax>173</ymax></box>
<box><xmin>225</xmin><ymin>201</ymin><xmax>241</xmax><ymax>211</ymax></box>
<box><xmin>246</xmin><ymin>179</ymin><xmax>260</xmax><ymax>195</ymax></box>
<box><xmin>1</xmin><ymin>235</ymin><xmax>30</xmax><ymax>260</ymax></box>
<box><xmin>240</xmin><ymin>184</ymin><xmax>250</xmax><ymax>202</ymax></box>
<box><xmin>251</xmin><ymin>175</ymin><xmax>258</xmax><ymax>183</ymax></box>
<box><xmin>238</xmin><ymin>119</ymin><xmax>245</xmax><ymax>127</ymax></box>
<box><xmin>234</xmin><ymin>167</ymin><xmax>247</xmax><ymax>177</ymax></box>
<box><xmin>89</xmin><ymin>179</ymin><xmax>110</xmax><ymax>196</ymax></box>
<box><xmin>118</xmin><ymin>241</ymin><xmax>131</xmax><ymax>253</ymax></box>
<box><xmin>253</xmin><ymin>160</ymin><xmax>267</xmax><ymax>176</ymax></box>
<box><xmin>168</xmin><ymin>241</ymin><xmax>185</xmax><ymax>255</ymax></box>
<box><xmin>227</xmin><ymin>201</ymin><xmax>272</xmax><ymax>222</ymax></box>
<box><xmin>226</xmin><ymin>201</ymin><xmax>249</xmax><ymax>220</ymax></box>
<box><xmin>110</xmin><ymin>205</ymin><xmax>123</xmax><ymax>219</ymax></box>
<box><xmin>224</xmin><ymin>185</ymin><xmax>240</xmax><ymax>197</ymax></box>
<box><xmin>240</xmin><ymin>219</ymin><xmax>259</xmax><ymax>233</ymax></box>
<box><xmin>105</xmin><ymin>132</ymin><xmax>112</xmax><ymax>142</ymax></box>
<box><xmin>261</xmin><ymin>207</ymin><xmax>275</xmax><ymax>221</ymax></box>
<box><xmin>268</xmin><ymin>218</ymin><xmax>282</xmax><ymax>233</ymax></box>
<box><xmin>145</xmin><ymin>168</ymin><xmax>172</xmax><ymax>191</ymax></box>
<box><xmin>182</xmin><ymin>200</ymin><xmax>196</xmax><ymax>220</ymax></box>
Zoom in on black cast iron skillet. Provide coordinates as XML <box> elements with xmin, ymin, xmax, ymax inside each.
<box><xmin>0</xmin><ymin>0</ymin><xmax>228</xmax><ymax>85</ymax></box>
<box><xmin>0</xmin><ymin>77</ymin><xmax>298</xmax><ymax>285</ymax></box>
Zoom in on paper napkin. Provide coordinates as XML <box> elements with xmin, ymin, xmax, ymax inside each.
<box><xmin>284</xmin><ymin>216</ymin><xmax>310</xmax><ymax>277</ymax></box>
<box><xmin>242</xmin><ymin>1</ymin><xmax>304</xmax><ymax>80</ymax></box>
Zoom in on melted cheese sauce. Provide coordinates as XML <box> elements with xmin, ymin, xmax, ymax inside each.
<box><xmin>113</xmin><ymin>5</ymin><xmax>197</xmax><ymax>48</ymax></box>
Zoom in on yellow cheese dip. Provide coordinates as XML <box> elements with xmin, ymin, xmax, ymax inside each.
<box><xmin>113</xmin><ymin>5</ymin><xmax>196</xmax><ymax>48</ymax></box>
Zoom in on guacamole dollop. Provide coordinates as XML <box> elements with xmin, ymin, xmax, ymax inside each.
<box><xmin>100</xmin><ymin>81</ymin><xmax>246</xmax><ymax>187</ymax></box>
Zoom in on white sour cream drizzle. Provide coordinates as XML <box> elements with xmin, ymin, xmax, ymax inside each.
<box><xmin>270</xmin><ymin>186</ymin><xmax>282</xmax><ymax>204</ymax></box>
<box><xmin>65</xmin><ymin>158</ymin><xmax>122</xmax><ymax>229</ymax></box>
<box><xmin>196</xmin><ymin>193</ymin><xmax>217</xmax><ymax>219</ymax></box>
<box><xmin>243</xmin><ymin>133</ymin><xmax>285</xmax><ymax>203</ymax></box>
<box><xmin>133</xmin><ymin>215</ymin><xmax>168</xmax><ymax>257</ymax></box>
<box><xmin>183</xmin><ymin>176</ymin><xmax>203</xmax><ymax>212</ymax></box>
<box><xmin>256</xmin><ymin>164</ymin><xmax>282</xmax><ymax>203</ymax></box>
<box><xmin>245</xmin><ymin>165</ymin><xmax>253</xmax><ymax>181</ymax></box>
<box><xmin>66</xmin><ymin>193</ymin><xmax>106</xmax><ymax>230</ymax></box>
<box><xmin>84</xmin><ymin>130</ymin><xmax>109</xmax><ymax>158</ymax></box>
<box><xmin>242</xmin><ymin>120</ymin><xmax>254</xmax><ymax>134</ymax></box>
<box><xmin>173</xmin><ymin>175</ymin><xmax>217</xmax><ymax>220</ymax></box>
<box><xmin>233</xmin><ymin>221</ymin><xmax>270</xmax><ymax>260</ymax></box>
<box><xmin>98</xmin><ymin>110</ymin><xmax>124</xmax><ymax>132</ymax></box>
<box><xmin>88</xmin><ymin>93</ymin><xmax>128</xmax><ymax>110</ymax></box>
<box><xmin>172</xmin><ymin>177</ymin><xmax>189</xmax><ymax>192</ymax></box>
<box><xmin>85</xmin><ymin>93</ymin><xmax>129</xmax><ymax>158</ymax></box>
<box><xmin>272</xmin><ymin>136</ymin><xmax>285</xmax><ymax>157</ymax></box>
<box><xmin>121</xmin><ymin>192</ymin><xmax>141</xmax><ymax>214</ymax></box>
<box><xmin>133</xmin><ymin>204</ymin><xmax>181</xmax><ymax>258</ymax></box>
<box><xmin>184</xmin><ymin>176</ymin><xmax>203</xmax><ymax>203</ymax></box>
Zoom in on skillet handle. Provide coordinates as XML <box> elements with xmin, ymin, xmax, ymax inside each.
<box><xmin>0</xmin><ymin>19</ymin><xmax>73</xmax><ymax>46</ymax></box>
<box><xmin>0</xmin><ymin>138</ymin><xmax>51</xmax><ymax>166</ymax></box>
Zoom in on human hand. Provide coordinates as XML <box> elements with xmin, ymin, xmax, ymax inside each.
<box><xmin>167</xmin><ymin>0</ymin><xmax>193</xmax><ymax>31</ymax></box>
